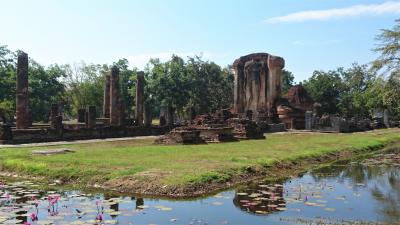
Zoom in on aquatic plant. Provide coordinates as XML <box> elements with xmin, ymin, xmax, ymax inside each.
<box><xmin>29</xmin><ymin>212</ymin><xmax>38</xmax><ymax>221</ymax></box>
<box><xmin>96</xmin><ymin>213</ymin><xmax>103</xmax><ymax>221</ymax></box>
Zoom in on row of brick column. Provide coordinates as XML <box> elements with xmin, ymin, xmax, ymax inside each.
<box><xmin>15</xmin><ymin>51</ymin><xmax>148</xmax><ymax>129</ymax></box>
<box><xmin>103</xmin><ymin>68</ymin><xmax>146</xmax><ymax>127</ymax></box>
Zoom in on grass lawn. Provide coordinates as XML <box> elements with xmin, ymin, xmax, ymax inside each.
<box><xmin>0</xmin><ymin>129</ymin><xmax>399</xmax><ymax>191</ymax></box>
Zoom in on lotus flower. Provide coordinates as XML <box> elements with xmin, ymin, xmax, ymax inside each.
<box><xmin>30</xmin><ymin>212</ymin><xmax>38</xmax><ymax>221</ymax></box>
<box><xmin>96</xmin><ymin>213</ymin><xmax>103</xmax><ymax>221</ymax></box>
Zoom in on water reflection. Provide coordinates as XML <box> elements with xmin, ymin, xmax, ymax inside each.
<box><xmin>0</xmin><ymin>161</ymin><xmax>399</xmax><ymax>224</ymax></box>
<box><xmin>312</xmin><ymin>163</ymin><xmax>400</xmax><ymax>223</ymax></box>
<box><xmin>233</xmin><ymin>183</ymin><xmax>286</xmax><ymax>214</ymax></box>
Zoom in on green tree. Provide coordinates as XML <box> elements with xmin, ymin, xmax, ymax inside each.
<box><xmin>339</xmin><ymin>64</ymin><xmax>376</xmax><ymax>118</ymax></box>
<box><xmin>371</xmin><ymin>19</ymin><xmax>400</xmax><ymax>120</ymax></box>
<box><xmin>0</xmin><ymin>45</ymin><xmax>65</xmax><ymax>122</ymax></box>
<box><xmin>372</xmin><ymin>19</ymin><xmax>400</xmax><ymax>74</ymax></box>
<box><xmin>0</xmin><ymin>45</ymin><xmax>16</xmax><ymax>117</ymax></box>
<box><xmin>282</xmin><ymin>69</ymin><xmax>295</xmax><ymax>94</ymax></box>
<box><xmin>383</xmin><ymin>73</ymin><xmax>400</xmax><ymax>120</ymax></box>
<box><xmin>146</xmin><ymin>56</ymin><xmax>190</xmax><ymax>118</ymax></box>
<box><xmin>113</xmin><ymin>58</ymin><xmax>136</xmax><ymax>118</ymax></box>
<box><xmin>64</xmin><ymin>62</ymin><xmax>104</xmax><ymax>118</ymax></box>
<box><xmin>28</xmin><ymin>61</ymin><xmax>66</xmax><ymax>121</ymax></box>
<box><xmin>303</xmin><ymin>69</ymin><xmax>344</xmax><ymax>114</ymax></box>
<box><xmin>186</xmin><ymin>56</ymin><xmax>233</xmax><ymax>116</ymax></box>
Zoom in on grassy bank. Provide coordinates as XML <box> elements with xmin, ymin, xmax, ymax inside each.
<box><xmin>0</xmin><ymin>128</ymin><xmax>399</xmax><ymax>197</ymax></box>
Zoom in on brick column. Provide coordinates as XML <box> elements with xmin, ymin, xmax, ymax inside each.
<box><xmin>110</xmin><ymin>66</ymin><xmax>121</xmax><ymax>126</ymax></box>
<box><xmin>16</xmin><ymin>52</ymin><xmax>30</xmax><ymax>129</ymax></box>
<box><xmin>135</xmin><ymin>71</ymin><xmax>145</xmax><ymax>126</ymax></box>
<box><xmin>144</xmin><ymin>103</ymin><xmax>152</xmax><ymax>127</ymax></box>
<box><xmin>50</xmin><ymin>103</ymin><xmax>60</xmax><ymax>129</ymax></box>
<box><xmin>103</xmin><ymin>75</ymin><xmax>110</xmax><ymax>118</ymax></box>
<box><xmin>86</xmin><ymin>106</ymin><xmax>96</xmax><ymax>129</ymax></box>
<box><xmin>78</xmin><ymin>108</ymin><xmax>86</xmax><ymax>123</ymax></box>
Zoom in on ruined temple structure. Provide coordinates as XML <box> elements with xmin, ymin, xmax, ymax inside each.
<box><xmin>0</xmin><ymin>54</ymin><xmax>167</xmax><ymax>144</ymax></box>
<box><xmin>277</xmin><ymin>85</ymin><xmax>314</xmax><ymax>129</ymax></box>
<box><xmin>155</xmin><ymin>108</ymin><xmax>265</xmax><ymax>145</ymax></box>
<box><xmin>232</xmin><ymin>53</ymin><xmax>318</xmax><ymax>131</ymax></box>
<box><xmin>233</xmin><ymin>53</ymin><xmax>285</xmax><ymax>122</ymax></box>
<box><xmin>156</xmin><ymin>52</ymin><xmax>286</xmax><ymax>144</ymax></box>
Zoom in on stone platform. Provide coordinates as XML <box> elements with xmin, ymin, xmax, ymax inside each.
<box><xmin>0</xmin><ymin>124</ymin><xmax>169</xmax><ymax>144</ymax></box>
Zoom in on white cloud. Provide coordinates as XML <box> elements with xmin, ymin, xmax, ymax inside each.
<box><xmin>128</xmin><ymin>52</ymin><xmax>212</xmax><ymax>69</ymax></box>
<box><xmin>265</xmin><ymin>1</ymin><xmax>400</xmax><ymax>23</ymax></box>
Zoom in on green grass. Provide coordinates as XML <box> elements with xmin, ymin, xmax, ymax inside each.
<box><xmin>0</xmin><ymin>128</ymin><xmax>399</xmax><ymax>188</ymax></box>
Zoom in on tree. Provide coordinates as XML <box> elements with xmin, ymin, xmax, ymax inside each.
<box><xmin>146</xmin><ymin>55</ymin><xmax>190</xmax><ymax>118</ymax></box>
<box><xmin>0</xmin><ymin>45</ymin><xmax>16</xmax><ymax>117</ymax></box>
<box><xmin>303</xmin><ymin>69</ymin><xmax>344</xmax><ymax>114</ymax></box>
<box><xmin>371</xmin><ymin>19</ymin><xmax>400</xmax><ymax>120</ymax></box>
<box><xmin>63</xmin><ymin>62</ymin><xmax>104</xmax><ymax>118</ymax></box>
<box><xmin>282</xmin><ymin>69</ymin><xmax>295</xmax><ymax>94</ymax></box>
<box><xmin>382</xmin><ymin>73</ymin><xmax>400</xmax><ymax>120</ymax></box>
<box><xmin>145</xmin><ymin>55</ymin><xmax>233</xmax><ymax>120</ymax></box>
<box><xmin>29</xmin><ymin>61</ymin><xmax>66</xmax><ymax>121</ymax></box>
<box><xmin>186</xmin><ymin>56</ymin><xmax>233</xmax><ymax>115</ymax></box>
<box><xmin>0</xmin><ymin>45</ymin><xmax>65</xmax><ymax>122</ymax></box>
<box><xmin>339</xmin><ymin>64</ymin><xmax>376</xmax><ymax>118</ymax></box>
<box><xmin>372</xmin><ymin>19</ymin><xmax>400</xmax><ymax>74</ymax></box>
<box><xmin>113</xmin><ymin>58</ymin><xmax>136</xmax><ymax>118</ymax></box>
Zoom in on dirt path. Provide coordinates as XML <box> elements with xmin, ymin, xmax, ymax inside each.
<box><xmin>0</xmin><ymin>136</ymin><xmax>158</xmax><ymax>148</ymax></box>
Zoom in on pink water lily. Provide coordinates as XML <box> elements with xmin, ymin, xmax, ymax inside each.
<box><xmin>96</xmin><ymin>213</ymin><xmax>103</xmax><ymax>221</ymax></box>
<box><xmin>48</xmin><ymin>194</ymin><xmax>61</xmax><ymax>205</ymax></box>
<box><xmin>30</xmin><ymin>212</ymin><xmax>38</xmax><ymax>221</ymax></box>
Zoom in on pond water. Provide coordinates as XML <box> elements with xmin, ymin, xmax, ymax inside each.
<box><xmin>1</xmin><ymin>158</ymin><xmax>400</xmax><ymax>225</ymax></box>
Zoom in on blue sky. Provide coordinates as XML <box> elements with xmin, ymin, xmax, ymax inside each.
<box><xmin>0</xmin><ymin>0</ymin><xmax>399</xmax><ymax>82</ymax></box>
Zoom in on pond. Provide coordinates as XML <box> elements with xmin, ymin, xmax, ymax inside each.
<box><xmin>0</xmin><ymin>155</ymin><xmax>399</xmax><ymax>225</ymax></box>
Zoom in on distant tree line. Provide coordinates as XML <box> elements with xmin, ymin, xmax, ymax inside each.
<box><xmin>0</xmin><ymin>48</ymin><xmax>234</xmax><ymax>122</ymax></box>
<box><xmin>0</xmin><ymin>19</ymin><xmax>399</xmax><ymax>122</ymax></box>
<box><xmin>303</xmin><ymin>19</ymin><xmax>400</xmax><ymax>120</ymax></box>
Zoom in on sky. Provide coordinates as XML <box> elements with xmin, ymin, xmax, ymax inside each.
<box><xmin>0</xmin><ymin>0</ymin><xmax>399</xmax><ymax>82</ymax></box>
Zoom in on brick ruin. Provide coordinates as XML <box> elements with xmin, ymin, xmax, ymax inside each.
<box><xmin>155</xmin><ymin>109</ymin><xmax>265</xmax><ymax>145</ymax></box>
<box><xmin>1</xmin><ymin>52</ymin><xmax>389</xmax><ymax>144</ymax></box>
<box><xmin>277</xmin><ymin>85</ymin><xmax>314</xmax><ymax>129</ymax></box>
<box><xmin>156</xmin><ymin>51</ymin><xmax>387</xmax><ymax>145</ymax></box>
<box><xmin>0</xmin><ymin>52</ymin><xmax>168</xmax><ymax>144</ymax></box>
<box><xmin>16</xmin><ymin>52</ymin><xmax>30</xmax><ymax>129</ymax></box>
<box><xmin>233</xmin><ymin>53</ymin><xmax>285</xmax><ymax>122</ymax></box>
<box><xmin>135</xmin><ymin>71</ymin><xmax>145</xmax><ymax>127</ymax></box>
<box><xmin>156</xmin><ymin>53</ymin><xmax>286</xmax><ymax>144</ymax></box>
